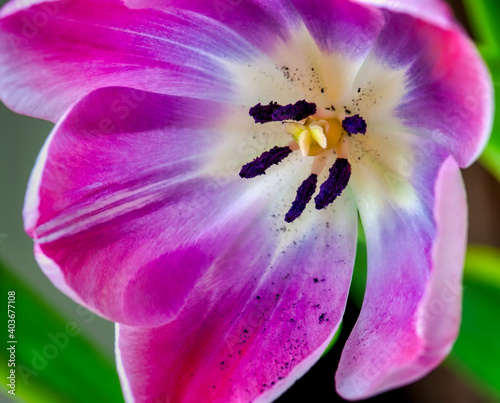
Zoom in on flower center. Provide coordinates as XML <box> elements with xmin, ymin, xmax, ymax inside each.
<box><xmin>241</xmin><ymin>100</ymin><xmax>367</xmax><ymax>223</ymax></box>
<box><xmin>283</xmin><ymin>117</ymin><xmax>342</xmax><ymax>157</ymax></box>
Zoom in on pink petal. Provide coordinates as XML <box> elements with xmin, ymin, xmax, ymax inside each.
<box><xmin>373</xmin><ymin>14</ymin><xmax>493</xmax><ymax>167</ymax></box>
<box><xmin>336</xmin><ymin>156</ymin><xmax>467</xmax><ymax>400</ymax></box>
<box><xmin>0</xmin><ymin>0</ymin><xmax>256</xmax><ymax>121</ymax></box>
<box><xmin>24</xmin><ymin>86</ymin><xmax>275</xmax><ymax>326</ymax></box>
<box><xmin>116</xmin><ymin>192</ymin><xmax>358</xmax><ymax>403</ymax></box>
<box><xmin>350</xmin><ymin>0</ymin><xmax>454</xmax><ymax>28</ymax></box>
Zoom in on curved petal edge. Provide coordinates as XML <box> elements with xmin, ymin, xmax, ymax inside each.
<box><xmin>336</xmin><ymin>155</ymin><xmax>467</xmax><ymax>400</ymax></box>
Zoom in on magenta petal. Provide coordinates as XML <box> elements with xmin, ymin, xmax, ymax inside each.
<box><xmin>0</xmin><ymin>0</ymin><xmax>256</xmax><ymax>121</ymax></box>
<box><xmin>24</xmin><ymin>86</ymin><xmax>272</xmax><ymax>326</ymax></box>
<box><xmin>116</xmin><ymin>195</ymin><xmax>358</xmax><ymax>403</ymax></box>
<box><xmin>336</xmin><ymin>156</ymin><xmax>467</xmax><ymax>400</ymax></box>
<box><xmin>351</xmin><ymin>0</ymin><xmax>454</xmax><ymax>28</ymax></box>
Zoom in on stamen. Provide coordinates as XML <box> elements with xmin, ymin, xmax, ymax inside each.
<box><xmin>271</xmin><ymin>100</ymin><xmax>317</xmax><ymax>122</ymax></box>
<box><xmin>239</xmin><ymin>146</ymin><xmax>293</xmax><ymax>179</ymax></box>
<box><xmin>314</xmin><ymin>158</ymin><xmax>351</xmax><ymax>209</ymax></box>
<box><xmin>249</xmin><ymin>101</ymin><xmax>282</xmax><ymax>124</ymax></box>
<box><xmin>342</xmin><ymin>114</ymin><xmax>367</xmax><ymax>135</ymax></box>
<box><xmin>249</xmin><ymin>100</ymin><xmax>317</xmax><ymax>124</ymax></box>
<box><xmin>285</xmin><ymin>174</ymin><xmax>318</xmax><ymax>223</ymax></box>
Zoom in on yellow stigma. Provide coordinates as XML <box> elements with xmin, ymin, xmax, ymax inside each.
<box><xmin>284</xmin><ymin>117</ymin><xmax>343</xmax><ymax>157</ymax></box>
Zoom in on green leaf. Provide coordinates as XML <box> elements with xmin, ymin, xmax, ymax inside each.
<box><xmin>462</xmin><ymin>0</ymin><xmax>500</xmax><ymax>180</ymax></box>
<box><xmin>479</xmin><ymin>62</ymin><xmax>500</xmax><ymax>181</ymax></box>
<box><xmin>349</xmin><ymin>224</ymin><xmax>367</xmax><ymax>307</ymax></box>
<box><xmin>447</xmin><ymin>246</ymin><xmax>500</xmax><ymax>401</ymax></box>
<box><xmin>321</xmin><ymin>322</ymin><xmax>343</xmax><ymax>358</ymax></box>
<box><xmin>479</xmin><ymin>54</ymin><xmax>500</xmax><ymax>181</ymax></box>
<box><xmin>463</xmin><ymin>0</ymin><xmax>500</xmax><ymax>54</ymax></box>
<box><xmin>464</xmin><ymin>245</ymin><xmax>500</xmax><ymax>288</ymax></box>
<box><xmin>0</xmin><ymin>259</ymin><xmax>124</xmax><ymax>403</ymax></box>
<box><xmin>480</xmin><ymin>140</ymin><xmax>500</xmax><ymax>183</ymax></box>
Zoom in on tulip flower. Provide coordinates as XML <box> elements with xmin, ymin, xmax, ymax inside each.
<box><xmin>0</xmin><ymin>0</ymin><xmax>492</xmax><ymax>401</ymax></box>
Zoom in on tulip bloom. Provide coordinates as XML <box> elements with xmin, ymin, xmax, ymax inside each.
<box><xmin>0</xmin><ymin>0</ymin><xmax>492</xmax><ymax>401</ymax></box>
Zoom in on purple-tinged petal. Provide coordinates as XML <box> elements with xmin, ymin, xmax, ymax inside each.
<box><xmin>289</xmin><ymin>0</ymin><xmax>384</xmax><ymax>57</ymax></box>
<box><xmin>116</xmin><ymin>190</ymin><xmax>358</xmax><ymax>403</ymax></box>
<box><xmin>369</xmin><ymin>10</ymin><xmax>493</xmax><ymax>167</ymax></box>
<box><xmin>125</xmin><ymin>0</ymin><xmax>300</xmax><ymax>52</ymax></box>
<box><xmin>24</xmin><ymin>86</ymin><xmax>278</xmax><ymax>326</ymax></box>
<box><xmin>350</xmin><ymin>0</ymin><xmax>454</xmax><ymax>29</ymax></box>
<box><xmin>336</xmin><ymin>155</ymin><xmax>466</xmax><ymax>400</ymax></box>
<box><xmin>0</xmin><ymin>0</ymin><xmax>390</xmax><ymax>126</ymax></box>
<box><xmin>127</xmin><ymin>0</ymin><xmax>385</xmax><ymax>60</ymax></box>
<box><xmin>0</xmin><ymin>0</ymin><xmax>257</xmax><ymax>121</ymax></box>
<box><xmin>215</xmin><ymin>1</ymin><xmax>387</xmax><ymax>115</ymax></box>
<box><xmin>123</xmin><ymin>0</ymin><xmax>387</xmax><ymax>114</ymax></box>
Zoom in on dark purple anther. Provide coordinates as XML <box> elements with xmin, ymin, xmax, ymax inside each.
<box><xmin>342</xmin><ymin>114</ymin><xmax>367</xmax><ymax>135</ymax></box>
<box><xmin>285</xmin><ymin>174</ymin><xmax>318</xmax><ymax>223</ymax></box>
<box><xmin>249</xmin><ymin>101</ymin><xmax>282</xmax><ymax>124</ymax></box>
<box><xmin>271</xmin><ymin>100</ymin><xmax>317</xmax><ymax>122</ymax></box>
<box><xmin>239</xmin><ymin>146</ymin><xmax>293</xmax><ymax>179</ymax></box>
<box><xmin>314</xmin><ymin>158</ymin><xmax>351</xmax><ymax>210</ymax></box>
<box><xmin>249</xmin><ymin>100</ymin><xmax>317</xmax><ymax>124</ymax></box>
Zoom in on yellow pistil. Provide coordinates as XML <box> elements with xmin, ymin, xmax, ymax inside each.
<box><xmin>284</xmin><ymin>117</ymin><xmax>343</xmax><ymax>157</ymax></box>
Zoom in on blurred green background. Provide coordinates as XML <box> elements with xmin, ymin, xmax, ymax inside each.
<box><xmin>0</xmin><ymin>0</ymin><xmax>500</xmax><ymax>402</ymax></box>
